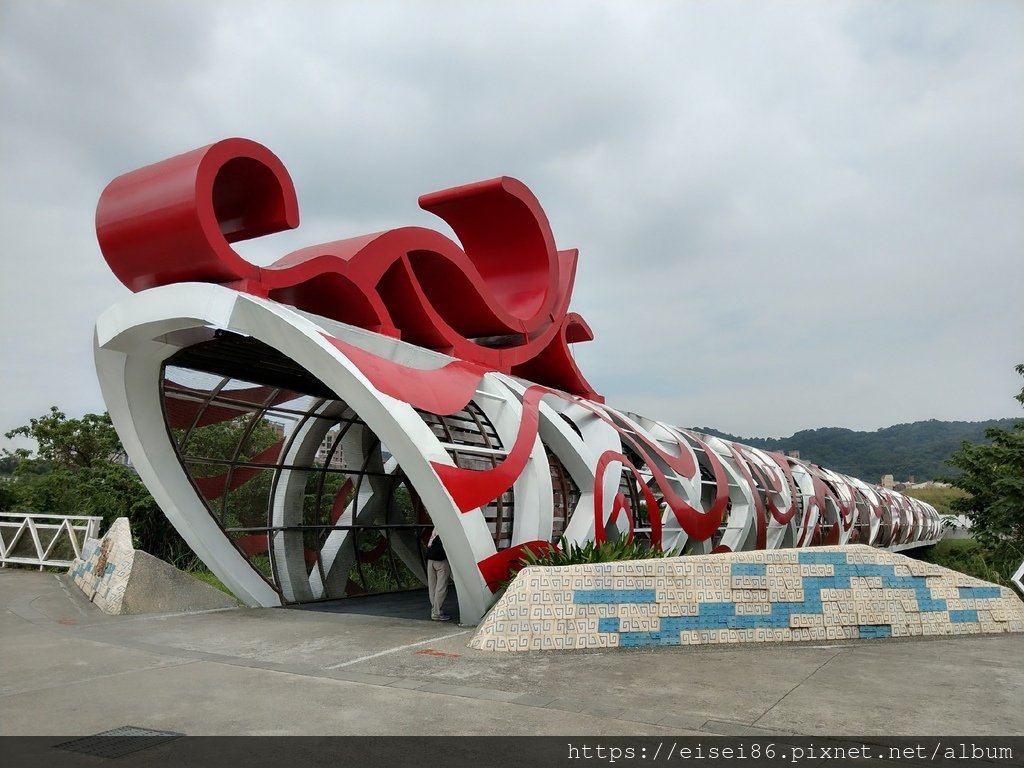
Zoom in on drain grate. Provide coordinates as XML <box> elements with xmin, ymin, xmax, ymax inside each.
<box><xmin>54</xmin><ymin>726</ymin><xmax>184</xmax><ymax>759</ymax></box>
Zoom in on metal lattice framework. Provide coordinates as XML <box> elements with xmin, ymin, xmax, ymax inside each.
<box><xmin>93</xmin><ymin>138</ymin><xmax>947</xmax><ymax>623</ymax></box>
<box><xmin>159</xmin><ymin>337</ymin><xmax>532</xmax><ymax>603</ymax></box>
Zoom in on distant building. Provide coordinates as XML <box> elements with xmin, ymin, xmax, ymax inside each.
<box><xmin>263</xmin><ymin>418</ymin><xmax>341</xmax><ymax>468</ymax></box>
<box><xmin>885</xmin><ymin>476</ymin><xmax>950</xmax><ymax>491</ymax></box>
<box><xmin>315</xmin><ymin>426</ymin><xmax>345</xmax><ymax>469</ymax></box>
<box><xmin>787</xmin><ymin>450</ymin><xmax>800</xmax><ymax>460</ymax></box>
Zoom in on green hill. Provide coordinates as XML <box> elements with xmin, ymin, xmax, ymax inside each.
<box><xmin>690</xmin><ymin>418</ymin><xmax>1019</xmax><ymax>483</ymax></box>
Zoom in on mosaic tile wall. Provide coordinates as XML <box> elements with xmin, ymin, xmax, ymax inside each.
<box><xmin>68</xmin><ymin>517</ymin><xmax>135</xmax><ymax>614</ymax></box>
<box><xmin>469</xmin><ymin>545</ymin><xmax>1024</xmax><ymax>652</ymax></box>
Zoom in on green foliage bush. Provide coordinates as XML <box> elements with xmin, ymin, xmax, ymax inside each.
<box><xmin>911</xmin><ymin>539</ymin><xmax>1021</xmax><ymax>589</ymax></box>
<box><xmin>517</xmin><ymin>537</ymin><xmax>675</xmax><ymax>569</ymax></box>
<box><xmin>494</xmin><ymin>537</ymin><xmax>675</xmax><ymax>594</ymax></box>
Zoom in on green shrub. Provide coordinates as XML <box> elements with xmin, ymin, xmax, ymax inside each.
<box><xmin>518</xmin><ymin>537</ymin><xmax>676</xmax><ymax>569</ymax></box>
<box><xmin>491</xmin><ymin>537</ymin><xmax>675</xmax><ymax>596</ymax></box>
<box><xmin>910</xmin><ymin>539</ymin><xmax>1022</xmax><ymax>588</ymax></box>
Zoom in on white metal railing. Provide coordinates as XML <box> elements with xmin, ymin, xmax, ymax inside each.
<box><xmin>0</xmin><ymin>512</ymin><xmax>103</xmax><ymax>570</ymax></box>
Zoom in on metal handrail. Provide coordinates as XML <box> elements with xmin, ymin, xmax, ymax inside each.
<box><xmin>0</xmin><ymin>512</ymin><xmax>103</xmax><ymax>570</ymax></box>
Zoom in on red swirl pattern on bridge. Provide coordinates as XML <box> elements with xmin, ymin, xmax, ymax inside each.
<box><xmin>96</xmin><ymin>138</ymin><xmax>600</xmax><ymax>400</ymax></box>
<box><xmin>323</xmin><ymin>333</ymin><xmax>733</xmax><ymax>553</ymax></box>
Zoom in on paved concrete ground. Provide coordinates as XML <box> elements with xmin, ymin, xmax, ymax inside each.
<box><xmin>2</xmin><ymin>567</ymin><xmax>1022</xmax><ymax>737</ymax></box>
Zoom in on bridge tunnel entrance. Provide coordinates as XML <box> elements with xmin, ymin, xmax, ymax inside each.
<box><xmin>159</xmin><ymin>331</ymin><xmax>516</xmax><ymax>617</ymax></box>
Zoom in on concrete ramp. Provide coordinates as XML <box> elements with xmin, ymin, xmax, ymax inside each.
<box><xmin>68</xmin><ymin>517</ymin><xmax>238</xmax><ymax>614</ymax></box>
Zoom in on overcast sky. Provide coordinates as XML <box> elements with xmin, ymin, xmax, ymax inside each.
<box><xmin>2</xmin><ymin>0</ymin><xmax>1022</xmax><ymax>453</ymax></box>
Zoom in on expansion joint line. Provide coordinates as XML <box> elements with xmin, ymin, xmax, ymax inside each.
<box><xmin>750</xmin><ymin>648</ymin><xmax>849</xmax><ymax>726</ymax></box>
<box><xmin>324</xmin><ymin>629</ymin><xmax>470</xmax><ymax>669</ymax></box>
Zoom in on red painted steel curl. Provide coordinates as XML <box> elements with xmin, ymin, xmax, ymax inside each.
<box><xmin>96</xmin><ymin>138</ymin><xmax>600</xmax><ymax>400</ymax></box>
<box><xmin>192</xmin><ymin>438</ymin><xmax>285</xmax><ymax>500</ymax></box>
<box><xmin>723</xmin><ymin>442</ymin><xmax>768</xmax><ymax>550</ymax></box>
<box><xmin>593</xmin><ymin>450</ymin><xmax>663</xmax><ymax>546</ymax></box>
<box><xmin>324</xmin><ymin>331</ymin><xmax>733</xmax><ymax>551</ymax></box>
<box><xmin>765</xmin><ymin>452</ymin><xmax>801</xmax><ymax>525</ymax></box>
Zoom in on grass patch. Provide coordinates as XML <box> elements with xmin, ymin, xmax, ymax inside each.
<box><xmin>903</xmin><ymin>486</ymin><xmax>968</xmax><ymax>516</ymax></box>
<box><xmin>189</xmin><ymin>568</ymin><xmax>238</xmax><ymax>599</ymax></box>
<box><xmin>909</xmin><ymin>538</ymin><xmax>1022</xmax><ymax>588</ymax></box>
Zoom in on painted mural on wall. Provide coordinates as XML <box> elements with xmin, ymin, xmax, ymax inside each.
<box><xmin>93</xmin><ymin>139</ymin><xmax>941</xmax><ymax>624</ymax></box>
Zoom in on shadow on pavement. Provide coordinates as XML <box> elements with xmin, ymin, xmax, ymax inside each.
<box><xmin>287</xmin><ymin>587</ymin><xmax>460</xmax><ymax>624</ymax></box>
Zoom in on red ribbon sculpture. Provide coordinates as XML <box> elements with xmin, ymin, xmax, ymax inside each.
<box><xmin>96</xmin><ymin>138</ymin><xmax>600</xmax><ymax>400</ymax></box>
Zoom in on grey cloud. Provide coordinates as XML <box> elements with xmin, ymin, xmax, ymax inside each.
<box><xmin>1</xmin><ymin>0</ymin><xmax>1021</xmax><ymax>451</ymax></box>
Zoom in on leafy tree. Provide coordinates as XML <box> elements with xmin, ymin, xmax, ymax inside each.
<box><xmin>176</xmin><ymin>415</ymin><xmax>280</xmax><ymax>532</ymax></box>
<box><xmin>0</xmin><ymin>479</ymin><xmax>19</xmax><ymax>511</ymax></box>
<box><xmin>3</xmin><ymin>408</ymin><xmax>195</xmax><ymax>567</ymax></box>
<box><xmin>180</xmin><ymin>416</ymin><xmax>279</xmax><ymax>465</ymax></box>
<box><xmin>6</xmin><ymin>407</ymin><xmax>122</xmax><ymax>469</ymax></box>
<box><xmin>0</xmin><ymin>453</ymin><xmax>21</xmax><ymax>475</ymax></box>
<box><xmin>946</xmin><ymin>364</ymin><xmax>1024</xmax><ymax>547</ymax></box>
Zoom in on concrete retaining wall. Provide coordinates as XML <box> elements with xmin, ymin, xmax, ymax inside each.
<box><xmin>470</xmin><ymin>545</ymin><xmax>1024</xmax><ymax>652</ymax></box>
<box><xmin>68</xmin><ymin>517</ymin><xmax>238</xmax><ymax>614</ymax></box>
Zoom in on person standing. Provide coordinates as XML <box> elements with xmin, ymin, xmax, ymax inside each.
<box><xmin>425</xmin><ymin>529</ymin><xmax>451</xmax><ymax>621</ymax></box>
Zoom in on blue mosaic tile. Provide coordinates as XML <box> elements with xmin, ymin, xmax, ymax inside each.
<box><xmin>551</xmin><ymin>555</ymin><xmax>1007</xmax><ymax>651</ymax></box>
<box><xmin>844</xmin><ymin>564</ymin><xmax>950</xmax><ymax>613</ymax></box>
<box><xmin>698</xmin><ymin>603</ymin><xmax>737</xmax><ymax>617</ymax></box>
<box><xmin>949</xmin><ymin>610</ymin><xmax>979</xmax><ymax>623</ymax></box>
<box><xmin>574</xmin><ymin>589</ymin><xmax>657</xmax><ymax>604</ymax></box>
<box><xmin>801</xmin><ymin>577</ymin><xmax>839</xmax><ymax>601</ymax></box>
<box><xmin>798</xmin><ymin>551</ymin><xmax>848</xmax><ymax>564</ymax></box>
<box><xmin>858</xmin><ymin>625</ymin><xmax>892</xmax><ymax>638</ymax></box>
<box><xmin>619</xmin><ymin>631</ymin><xmax>682</xmax><ymax>647</ymax></box>
<box><xmin>958</xmin><ymin>587</ymin><xmax>1001</xmax><ymax>600</ymax></box>
<box><xmin>731</xmin><ymin>563</ymin><xmax>767</xmax><ymax>576</ymax></box>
